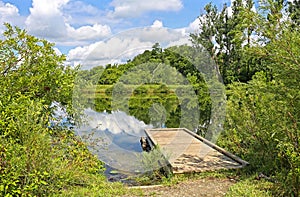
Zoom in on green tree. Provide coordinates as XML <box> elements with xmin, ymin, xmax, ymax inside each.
<box><xmin>0</xmin><ymin>24</ymin><xmax>125</xmax><ymax>196</ymax></box>
<box><xmin>220</xmin><ymin>2</ymin><xmax>300</xmax><ymax>195</ymax></box>
<box><xmin>191</xmin><ymin>0</ymin><xmax>260</xmax><ymax>83</ymax></box>
<box><xmin>190</xmin><ymin>3</ymin><xmax>218</xmax><ymax>59</ymax></box>
<box><xmin>0</xmin><ymin>23</ymin><xmax>78</xmax><ymax>122</ymax></box>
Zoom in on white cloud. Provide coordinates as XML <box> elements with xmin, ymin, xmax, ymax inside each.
<box><xmin>0</xmin><ymin>1</ymin><xmax>19</xmax><ymax>16</ymax></box>
<box><xmin>151</xmin><ymin>20</ymin><xmax>163</xmax><ymax>28</ymax></box>
<box><xmin>166</xmin><ymin>37</ymin><xmax>191</xmax><ymax>48</ymax></box>
<box><xmin>62</xmin><ymin>1</ymin><xmax>110</xmax><ymax>27</ymax></box>
<box><xmin>120</xmin><ymin>26</ymin><xmax>184</xmax><ymax>44</ymax></box>
<box><xmin>109</xmin><ymin>0</ymin><xmax>183</xmax><ymax>18</ymax></box>
<box><xmin>1</xmin><ymin>0</ymin><xmax>210</xmax><ymax>69</ymax></box>
<box><xmin>66</xmin><ymin>23</ymin><xmax>111</xmax><ymax>41</ymax></box>
<box><xmin>175</xmin><ymin>16</ymin><xmax>202</xmax><ymax>37</ymax></box>
<box><xmin>25</xmin><ymin>0</ymin><xmax>111</xmax><ymax>45</ymax></box>
<box><xmin>183</xmin><ymin>17</ymin><xmax>201</xmax><ymax>34</ymax></box>
<box><xmin>189</xmin><ymin>17</ymin><xmax>201</xmax><ymax>32</ymax></box>
<box><xmin>67</xmin><ymin>36</ymin><xmax>154</xmax><ymax>68</ymax></box>
<box><xmin>67</xmin><ymin>26</ymin><xmax>189</xmax><ymax>69</ymax></box>
<box><xmin>63</xmin><ymin>1</ymin><xmax>99</xmax><ymax>16</ymax></box>
<box><xmin>0</xmin><ymin>1</ymin><xmax>23</xmax><ymax>34</ymax></box>
<box><xmin>25</xmin><ymin>0</ymin><xmax>69</xmax><ymax>38</ymax></box>
<box><xmin>78</xmin><ymin>109</ymin><xmax>151</xmax><ymax>135</ymax></box>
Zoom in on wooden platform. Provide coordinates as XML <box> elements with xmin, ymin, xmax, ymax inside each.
<box><xmin>145</xmin><ymin>128</ymin><xmax>248</xmax><ymax>174</ymax></box>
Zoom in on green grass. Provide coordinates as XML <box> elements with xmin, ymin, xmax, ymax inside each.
<box><xmin>226</xmin><ymin>177</ymin><xmax>273</xmax><ymax>197</ymax></box>
<box><xmin>52</xmin><ymin>170</ymin><xmax>275</xmax><ymax>196</ymax></box>
<box><xmin>52</xmin><ymin>175</ymin><xmax>143</xmax><ymax>197</ymax></box>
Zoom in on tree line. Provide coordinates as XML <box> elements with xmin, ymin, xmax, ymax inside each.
<box><xmin>193</xmin><ymin>0</ymin><xmax>299</xmax><ymax>196</ymax></box>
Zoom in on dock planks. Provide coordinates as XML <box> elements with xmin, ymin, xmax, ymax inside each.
<box><xmin>145</xmin><ymin>128</ymin><xmax>248</xmax><ymax>174</ymax></box>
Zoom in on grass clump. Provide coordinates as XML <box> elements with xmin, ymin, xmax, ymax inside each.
<box><xmin>226</xmin><ymin>177</ymin><xmax>273</xmax><ymax>197</ymax></box>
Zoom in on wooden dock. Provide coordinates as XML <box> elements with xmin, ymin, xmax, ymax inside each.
<box><xmin>145</xmin><ymin>128</ymin><xmax>248</xmax><ymax>174</ymax></box>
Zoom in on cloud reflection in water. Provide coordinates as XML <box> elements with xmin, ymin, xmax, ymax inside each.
<box><xmin>75</xmin><ymin>108</ymin><xmax>153</xmax><ymax>173</ymax></box>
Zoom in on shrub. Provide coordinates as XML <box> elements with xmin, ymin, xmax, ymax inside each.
<box><xmin>0</xmin><ymin>24</ymin><xmax>124</xmax><ymax>196</ymax></box>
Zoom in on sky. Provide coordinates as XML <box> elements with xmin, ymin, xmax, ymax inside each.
<box><xmin>0</xmin><ymin>0</ymin><xmax>232</xmax><ymax>68</ymax></box>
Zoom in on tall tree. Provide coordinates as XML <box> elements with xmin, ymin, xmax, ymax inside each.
<box><xmin>190</xmin><ymin>3</ymin><xmax>218</xmax><ymax>60</ymax></box>
<box><xmin>221</xmin><ymin>1</ymin><xmax>300</xmax><ymax>195</ymax></box>
<box><xmin>191</xmin><ymin>0</ymin><xmax>258</xmax><ymax>84</ymax></box>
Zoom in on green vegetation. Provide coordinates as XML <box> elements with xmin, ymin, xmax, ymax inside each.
<box><xmin>1</xmin><ymin>0</ymin><xmax>300</xmax><ymax>196</ymax></box>
<box><xmin>0</xmin><ymin>24</ymin><xmax>131</xmax><ymax>196</ymax></box>
<box><xmin>192</xmin><ymin>0</ymin><xmax>300</xmax><ymax>196</ymax></box>
<box><xmin>226</xmin><ymin>178</ymin><xmax>273</xmax><ymax>197</ymax></box>
<box><xmin>79</xmin><ymin>0</ymin><xmax>300</xmax><ymax>196</ymax></box>
<box><xmin>134</xmin><ymin>145</ymin><xmax>172</xmax><ymax>185</ymax></box>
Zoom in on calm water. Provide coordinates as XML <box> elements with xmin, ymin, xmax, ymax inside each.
<box><xmin>74</xmin><ymin>108</ymin><xmax>155</xmax><ymax>182</ymax></box>
<box><xmin>74</xmin><ymin>83</ymin><xmax>206</xmax><ymax>182</ymax></box>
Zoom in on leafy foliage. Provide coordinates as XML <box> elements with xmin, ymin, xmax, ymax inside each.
<box><xmin>211</xmin><ymin>1</ymin><xmax>300</xmax><ymax>196</ymax></box>
<box><xmin>0</xmin><ymin>24</ymin><xmax>126</xmax><ymax>196</ymax></box>
<box><xmin>191</xmin><ymin>1</ymin><xmax>260</xmax><ymax>84</ymax></box>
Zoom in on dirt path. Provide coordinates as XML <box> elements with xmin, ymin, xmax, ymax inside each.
<box><xmin>126</xmin><ymin>177</ymin><xmax>235</xmax><ymax>197</ymax></box>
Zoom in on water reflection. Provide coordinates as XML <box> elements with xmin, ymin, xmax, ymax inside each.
<box><xmin>75</xmin><ymin>108</ymin><xmax>153</xmax><ymax>174</ymax></box>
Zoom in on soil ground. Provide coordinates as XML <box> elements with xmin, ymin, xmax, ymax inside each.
<box><xmin>125</xmin><ymin>177</ymin><xmax>236</xmax><ymax>197</ymax></box>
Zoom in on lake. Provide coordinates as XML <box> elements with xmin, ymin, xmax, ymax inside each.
<box><xmin>74</xmin><ymin>109</ymin><xmax>156</xmax><ymax>183</ymax></box>
<box><xmin>73</xmin><ymin>83</ymin><xmax>214</xmax><ymax>183</ymax></box>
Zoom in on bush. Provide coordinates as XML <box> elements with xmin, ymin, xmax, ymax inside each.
<box><xmin>219</xmin><ymin>72</ymin><xmax>300</xmax><ymax>196</ymax></box>
<box><xmin>0</xmin><ymin>24</ymin><xmax>126</xmax><ymax>196</ymax></box>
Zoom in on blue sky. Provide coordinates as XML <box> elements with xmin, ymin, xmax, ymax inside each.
<box><xmin>0</xmin><ymin>0</ymin><xmax>231</xmax><ymax>68</ymax></box>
